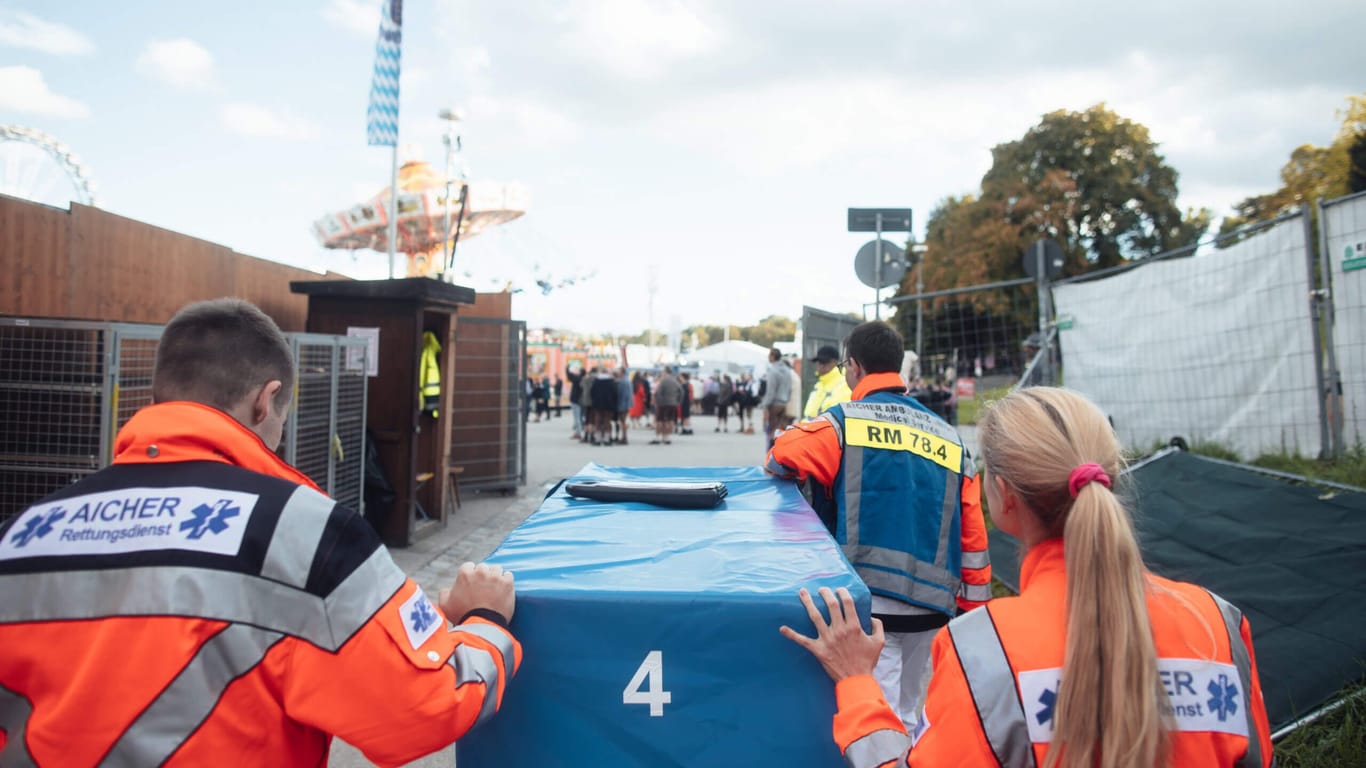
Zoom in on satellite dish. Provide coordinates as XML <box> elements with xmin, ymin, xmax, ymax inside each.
<box><xmin>855</xmin><ymin>239</ymin><xmax>907</xmax><ymax>289</ymax></box>
<box><xmin>1022</xmin><ymin>238</ymin><xmax>1065</xmax><ymax>280</ymax></box>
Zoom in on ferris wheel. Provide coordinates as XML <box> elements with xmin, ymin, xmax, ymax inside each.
<box><xmin>0</xmin><ymin>125</ymin><xmax>98</xmax><ymax>208</ymax></box>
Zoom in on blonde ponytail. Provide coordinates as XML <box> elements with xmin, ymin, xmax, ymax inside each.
<box><xmin>978</xmin><ymin>388</ymin><xmax>1167</xmax><ymax>768</ymax></box>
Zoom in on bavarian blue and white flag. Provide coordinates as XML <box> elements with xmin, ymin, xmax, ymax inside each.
<box><xmin>366</xmin><ymin>0</ymin><xmax>402</xmax><ymax>146</ymax></box>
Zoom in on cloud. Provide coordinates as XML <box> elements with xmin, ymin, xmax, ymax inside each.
<box><xmin>136</xmin><ymin>38</ymin><xmax>214</xmax><ymax>89</ymax></box>
<box><xmin>0</xmin><ymin>11</ymin><xmax>94</xmax><ymax>56</ymax></box>
<box><xmin>454</xmin><ymin>42</ymin><xmax>581</xmax><ymax>150</ymax></box>
<box><xmin>468</xmin><ymin>95</ymin><xmax>581</xmax><ymax>150</ymax></box>
<box><xmin>220</xmin><ymin>103</ymin><xmax>319</xmax><ymax>140</ymax></box>
<box><xmin>556</xmin><ymin>0</ymin><xmax>723</xmax><ymax>79</ymax></box>
<box><xmin>322</xmin><ymin>0</ymin><xmax>377</xmax><ymax>36</ymax></box>
<box><xmin>0</xmin><ymin>66</ymin><xmax>90</xmax><ymax>118</ymax></box>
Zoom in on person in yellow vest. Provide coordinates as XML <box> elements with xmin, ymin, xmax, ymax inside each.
<box><xmin>420</xmin><ymin>331</ymin><xmax>442</xmax><ymax>419</ymax></box>
<box><xmin>803</xmin><ymin>345</ymin><xmax>853</xmax><ymax>420</ymax></box>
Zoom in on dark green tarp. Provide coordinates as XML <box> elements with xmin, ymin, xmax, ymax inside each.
<box><xmin>986</xmin><ymin>449</ymin><xmax>1366</xmax><ymax>733</ymax></box>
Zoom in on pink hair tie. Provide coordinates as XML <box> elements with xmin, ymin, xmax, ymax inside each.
<box><xmin>1068</xmin><ymin>463</ymin><xmax>1111</xmax><ymax>498</ymax></box>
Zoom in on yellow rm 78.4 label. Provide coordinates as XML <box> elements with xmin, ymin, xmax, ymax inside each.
<box><xmin>844</xmin><ymin>417</ymin><xmax>962</xmax><ymax>472</ymax></box>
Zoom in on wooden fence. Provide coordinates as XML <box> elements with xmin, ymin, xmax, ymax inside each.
<box><xmin>0</xmin><ymin>194</ymin><xmax>349</xmax><ymax>329</ymax></box>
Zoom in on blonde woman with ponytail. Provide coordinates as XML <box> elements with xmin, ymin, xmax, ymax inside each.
<box><xmin>782</xmin><ymin>387</ymin><xmax>1273</xmax><ymax>767</ymax></box>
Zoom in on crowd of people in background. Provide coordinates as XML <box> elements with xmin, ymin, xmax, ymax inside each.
<box><xmin>529</xmin><ymin>359</ymin><xmax>964</xmax><ymax>432</ymax></box>
<box><xmin>532</xmin><ymin>346</ymin><xmax>855</xmax><ymax>451</ymax></box>
<box><xmin>543</xmin><ymin>364</ymin><xmax>778</xmax><ymax>447</ymax></box>
<box><xmin>528</xmin><ymin>347</ymin><xmax>963</xmax><ymax>451</ymax></box>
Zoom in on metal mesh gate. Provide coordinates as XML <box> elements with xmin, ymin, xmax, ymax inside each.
<box><xmin>1</xmin><ymin>319</ymin><xmax>110</xmax><ymax>523</ymax></box>
<box><xmin>1</xmin><ymin>318</ymin><xmax>367</xmax><ymax>524</ymax></box>
<box><xmin>449</xmin><ymin>317</ymin><xmax>526</xmax><ymax>492</ymax></box>
<box><xmin>284</xmin><ymin>334</ymin><xmax>368</xmax><ymax>512</ymax></box>
<box><xmin>112</xmin><ymin>328</ymin><xmax>161</xmax><ymax>431</ymax></box>
<box><xmin>799</xmin><ymin>306</ymin><xmax>861</xmax><ymax>408</ymax></box>
<box><xmin>1321</xmin><ymin>190</ymin><xmax>1366</xmax><ymax>454</ymax></box>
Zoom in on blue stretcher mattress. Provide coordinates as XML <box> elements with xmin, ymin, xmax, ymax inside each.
<box><xmin>457</xmin><ymin>464</ymin><xmax>871</xmax><ymax>767</ymax></box>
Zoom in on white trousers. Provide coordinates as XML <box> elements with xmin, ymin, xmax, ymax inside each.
<box><xmin>874</xmin><ymin>627</ymin><xmax>936</xmax><ymax>732</ymax></box>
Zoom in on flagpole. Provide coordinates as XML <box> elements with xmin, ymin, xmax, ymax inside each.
<box><xmin>367</xmin><ymin>0</ymin><xmax>402</xmax><ymax>278</ymax></box>
<box><xmin>387</xmin><ymin>143</ymin><xmax>398</xmax><ymax>279</ymax></box>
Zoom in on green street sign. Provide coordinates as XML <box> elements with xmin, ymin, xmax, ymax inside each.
<box><xmin>1346</xmin><ymin>244</ymin><xmax>1366</xmax><ymax>272</ymax></box>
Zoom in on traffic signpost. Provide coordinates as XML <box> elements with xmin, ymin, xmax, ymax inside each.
<box><xmin>848</xmin><ymin>208</ymin><xmax>912</xmax><ymax>319</ymax></box>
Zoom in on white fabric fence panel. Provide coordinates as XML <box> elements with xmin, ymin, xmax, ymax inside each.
<box><xmin>1054</xmin><ymin>214</ymin><xmax>1320</xmax><ymax>458</ymax></box>
<box><xmin>1323</xmin><ymin>191</ymin><xmax>1366</xmax><ymax>450</ymax></box>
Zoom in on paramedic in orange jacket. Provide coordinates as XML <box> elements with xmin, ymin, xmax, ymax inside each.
<box><xmin>766</xmin><ymin>320</ymin><xmax>990</xmax><ymax>729</ymax></box>
<box><xmin>0</xmin><ymin>299</ymin><xmax>522</xmax><ymax>768</ymax></box>
<box><xmin>781</xmin><ymin>387</ymin><xmax>1273</xmax><ymax>768</ymax></box>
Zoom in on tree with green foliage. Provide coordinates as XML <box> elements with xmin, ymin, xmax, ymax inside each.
<box><xmin>744</xmin><ymin>315</ymin><xmax>797</xmax><ymax>349</ymax></box>
<box><xmin>900</xmin><ymin>104</ymin><xmax>1206</xmax><ymax>302</ymax></box>
<box><xmin>620</xmin><ymin>318</ymin><xmax>796</xmax><ymax>353</ymax></box>
<box><xmin>983</xmin><ymin>103</ymin><xmax>1209</xmax><ymax>270</ymax></box>
<box><xmin>891</xmin><ymin>104</ymin><xmax>1205</xmax><ymax>360</ymax></box>
<box><xmin>1349</xmin><ymin>132</ymin><xmax>1366</xmax><ymax>194</ymax></box>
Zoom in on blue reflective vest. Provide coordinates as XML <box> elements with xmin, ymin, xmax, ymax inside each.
<box><xmin>822</xmin><ymin>391</ymin><xmax>968</xmax><ymax>616</ymax></box>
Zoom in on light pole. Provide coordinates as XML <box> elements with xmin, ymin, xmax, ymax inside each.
<box><xmin>910</xmin><ymin>243</ymin><xmax>928</xmax><ymax>358</ymax></box>
<box><xmin>438</xmin><ymin>108</ymin><xmax>463</xmax><ymax>271</ymax></box>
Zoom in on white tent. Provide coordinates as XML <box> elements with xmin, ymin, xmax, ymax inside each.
<box><xmin>622</xmin><ymin>343</ymin><xmax>677</xmax><ymax>368</ymax></box>
<box><xmin>685</xmin><ymin>340</ymin><xmax>772</xmax><ymax>374</ymax></box>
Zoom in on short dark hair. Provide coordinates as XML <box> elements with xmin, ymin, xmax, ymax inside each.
<box><xmin>844</xmin><ymin>321</ymin><xmax>904</xmax><ymax>374</ymax></box>
<box><xmin>769</xmin><ymin>348</ymin><xmax>781</xmax><ymax>362</ymax></box>
<box><xmin>153</xmin><ymin>298</ymin><xmax>294</xmax><ymax>411</ymax></box>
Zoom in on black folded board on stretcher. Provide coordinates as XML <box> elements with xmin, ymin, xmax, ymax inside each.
<box><xmin>985</xmin><ymin>448</ymin><xmax>1366</xmax><ymax>735</ymax></box>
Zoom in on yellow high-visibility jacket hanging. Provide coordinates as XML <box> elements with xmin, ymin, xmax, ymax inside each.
<box><xmin>420</xmin><ymin>331</ymin><xmax>442</xmax><ymax>419</ymax></box>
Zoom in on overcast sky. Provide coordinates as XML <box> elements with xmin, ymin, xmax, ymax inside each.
<box><xmin>2</xmin><ymin>1</ymin><xmax>1362</xmax><ymax>335</ymax></box>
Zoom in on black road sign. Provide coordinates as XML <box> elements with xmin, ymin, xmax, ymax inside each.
<box><xmin>1022</xmin><ymin>238</ymin><xmax>1065</xmax><ymax>280</ymax></box>
<box><xmin>848</xmin><ymin>208</ymin><xmax>912</xmax><ymax>233</ymax></box>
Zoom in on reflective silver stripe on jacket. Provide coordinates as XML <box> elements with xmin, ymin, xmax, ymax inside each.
<box><xmin>959</xmin><ymin>581</ymin><xmax>993</xmax><ymax>603</ymax></box>
<box><xmin>448</xmin><ymin>645</ymin><xmax>501</xmax><ymax>727</ymax></box>
<box><xmin>848</xmin><ymin>543</ymin><xmax>959</xmax><ymax>614</ymax></box>
<box><xmin>933</xmin><ymin>464</ymin><xmax>958</xmax><ymax>565</ymax></box>
<box><xmin>0</xmin><ymin>547</ymin><xmax>404</xmax><ymax>652</ymax></box>
<box><xmin>454</xmin><ymin>621</ymin><xmax>517</xmax><ymax>682</ymax></box>
<box><xmin>845</xmin><ymin>433</ymin><xmax>867</xmax><ymax>543</ymax></box>
<box><xmin>821</xmin><ymin>411</ymin><xmax>843</xmax><ymax>443</ymax></box>
<box><xmin>765</xmin><ymin>454</ymin><xmax>794</xmax><ymax>478</ymax></box>
<box><xmin>322</xmin><ymin>547</ymin><xmax>408</xmax><ymax>645</ymax></box>
<box><xmin>101</xmin><ymin>624</ymin><xmax>285</xmax><ymax>767</ymax></box>
<box><xmin>843</xmin><ymin>728</ymin><xmax>909</xmax><ymax>768</ymax></box>
<box><xmin>0</xmin><ymin>682</ymin><xmax>36</xmax><ymax>768</ymax></box>
<box><xmin>948</xmin><ymin>608</ymin><xmax>1035</xmax><ymax>768</ymax></box>
<box><xmin>961</xmin><ymin>549</ymin><xmax>990</xmax><ymax>570</ymax></box>
<box><xmin>260</xmin><ymin>486</ymin><xmax>334</xmax><ymax>587</ymax></box>
<box><xmin>1209</xmin><ymin>592</ymin><xmax>1264</xmax><ymax>768</ymax></box>
<box><xmin>447</xmin><ymin>623</ymin><xmax>517</xmax><ymax>729</ymax></box>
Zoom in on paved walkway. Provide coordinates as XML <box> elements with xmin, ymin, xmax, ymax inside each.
<box><xmin>331</xmin><ymin>409</ymin><xmax>978</xmax><ymax>766</ymax></box>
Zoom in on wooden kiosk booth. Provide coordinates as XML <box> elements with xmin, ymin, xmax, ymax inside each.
<box><xmin>291</xmin><ymin>277</ymin><xmax>473</xmax><ymax>546</ymax></box>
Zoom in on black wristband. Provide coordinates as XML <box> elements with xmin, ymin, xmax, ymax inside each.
<box><xmin>459</xmin><ymin>607</ymin><xmax>510</xmax><ymax>629</ymax></box>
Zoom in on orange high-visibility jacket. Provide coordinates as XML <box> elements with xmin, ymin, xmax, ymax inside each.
<box><xmin>0</xmin><ymin>402</ymin><xmax>521</xmax><ymax>767</ymax></box>
<box><xmin>832</xmin><ymin>539</ymin><xmax>1274</xmax><ymax>768</ymax></box>
<box><xmin>766</xmin><ymin>372</ymin><xmax>991</xmax><ymax>614</ymax></box>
